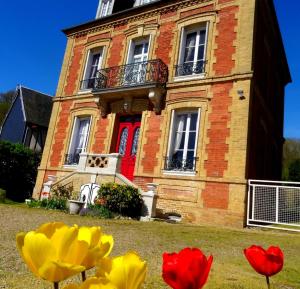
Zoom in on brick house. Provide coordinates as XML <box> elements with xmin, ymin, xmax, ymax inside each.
<box><xmin>33</xmin><ymin>0</ymin><xmax>290</xmax><ymax>227</ymax></box>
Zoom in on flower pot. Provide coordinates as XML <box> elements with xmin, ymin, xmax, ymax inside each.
<box><xmin>68</xmin><ymin>200</ymin><xmax>85</xmax><ymax>215</ymax></box>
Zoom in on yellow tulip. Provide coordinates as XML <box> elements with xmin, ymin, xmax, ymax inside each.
<box><xmin>16</xmin><ymin>224</ymin><xmax>89</xmax><ymax>283</ymax></box>
<box><xmin>63</xmin><ymin>278</ymin><xmax>117</xmax><ymax>289</ymax></box>
<box><xmin>78</xmin><ymin>226</ymin><xmax>114</xmax><ymax>270</ymax></box>
<box><xmin>96</xmin><ymin>252</ymin><xmax>147</xmax><ymax>289</ymax></box>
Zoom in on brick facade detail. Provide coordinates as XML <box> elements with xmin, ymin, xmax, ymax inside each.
<box><xmin>142</xmin><ymin>113</ymin><xmax>163</xmax><ymax>174</ymax></box>
<box><xmin>50</xmin><ymin>100</ymin><xmax>73</xmax><ymax>167</ymax></box>
<box><xmin>92</xmin><ymin>117</ymin><xmax>110</xmax><ymax>154</ymax></box>
<box><xmin>64</xmin><ymin>44</ymin><xmax>85</xmax><ymax>95</ymax></box>
<box><xmin>213</xmin><ymin>5</ymin><xmax>238</xmax><ymax>76</ymax></box>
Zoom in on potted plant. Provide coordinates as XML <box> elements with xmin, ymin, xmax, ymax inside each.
<box><xmin>68</xmin><ymin>191</ymin><xmax>85</xmax><ymax>215</ymax></box>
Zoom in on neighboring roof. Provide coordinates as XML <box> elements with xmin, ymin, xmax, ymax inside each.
<box><xmin>20</xmin><ymin>86</ymin><xmax>53</xmax><ymax>127</ymax></box>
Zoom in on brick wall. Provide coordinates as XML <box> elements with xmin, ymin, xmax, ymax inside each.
<box><xmin>92</xmin><ymin>117</ymin><xmax>110</xmax><ymax>154</ymax></box>
<box><xmin>50</xmin><ymin>100</ymin><xmax>73</xmax><ymax>167</ymax></box>
<box><xmin>213</xmin><ymin>5</ymin><xmax>238</xmax><ymax>76</ymax></box>
<box><xmin>133</xmin><ymin>176</ymin><xmax>153</xmax><ymax>191</ymax></box>
<box><xmin>64</xmin><ymin>40</ymin><xmax>86</xmax><ymax>95</ymax></box>
<box><xmin>142</xmin><ymin>112</ymin><xmax>164</xmax><ymax>174</ymax></box>
<box><xmin>107</xmin><ymin>27</ymin><xmax>126</xmax><ymax>67</ymax></box>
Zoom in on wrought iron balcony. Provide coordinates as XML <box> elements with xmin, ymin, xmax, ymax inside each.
<box><xmin>93</xmin><ymin>59</ymin><xmax>168</xmax><ymax>91</ymax></box>
<box><xmin>65</xmin><ymin>153</ymin><xmax>80</xmax><ymax>165</ymax></box>
<box><xmin>164</xmin><ymin>156</ymin><xmax>198</xmax><ymax>172</ymax></box>
<box><xmin>174</xmin><ymin>60</ymin><xmax>206</xmax><ymax>77</ymax></box>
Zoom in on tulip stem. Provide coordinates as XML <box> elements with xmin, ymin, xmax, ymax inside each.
<box><xmin>54</xmin><ymin>282</ymin><xmax>59</xmax><ymax>289</ymax></box>
<box><xmin>82</xmin><ymin>271</ymin><xmax>86</xmax><ymax>282</ymax></box>
<box><xmin>266</xmin><ymin>276</ymin><xmax>270</xmax><ymax>289</ymax></box>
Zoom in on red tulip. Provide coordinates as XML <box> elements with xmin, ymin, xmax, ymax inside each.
<box><xmin>162</xmin><ymin>248</ymin><xmax>213</xmax><ymax>289</ymax></box>
<box><xmin>244</xmin><ymin>245</ymin><xmax>284</xmax><ymax>277</ymax></box>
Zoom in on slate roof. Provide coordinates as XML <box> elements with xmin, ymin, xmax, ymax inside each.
<box><xmin>20</xmin><ymin>86</ymin><xmax>53</xmax><ymax>127</ymax></box>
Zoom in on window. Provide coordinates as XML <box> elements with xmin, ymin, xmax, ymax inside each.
<box><xmin>65</xmin><ymin>117</ymin><xmax>91</xmax><ymax>165</ymax></box>
<box><xmin>176</xmin><ymin>23</ymin><xmax>208</xmax><ymax>77</ymax></box>
<box><xmin>81</xmin><ymin>48</ymin><xmax>103</xmax><ymax>90</ymax></box>
<box><xmin>96</xmin><ymin>0</ymin><xmax>114</xmax><ymax>18</ymax></box>
<box><xmin>165</xmin><ymin>110</ymin><xmax>200</xmax><ymax>172</ymax></box>
<box><xmin>134</xmin><ymin>0</ymin><xmax>155</xmax><ymax>6</ymax></box>
<box><xmin>124</xmin><ymin>38</ymin><xmax>149</xmax><ymax>85</ymax></box>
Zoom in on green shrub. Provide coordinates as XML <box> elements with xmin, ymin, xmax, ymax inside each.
<box><xmin>27</xmin><ymin>199</ymin><xmax>42</xmax><ymax>208</ymax></box>
<box><xmin>27</xmin><ymin>197</ymin><xmax>67</xmax><ymax>211</ymax></box>
<box><xmin>84</xmin><ymin>204</ymin><xmax>114</xmax><ymax>219</ymax></box>
<box><xmin>0</xmin><ymin>141</ymin><xmax>41</xmax><ymax>202</ymax></box>
<box><xmin>288</xmin><ymin>159</ymin><xmax>300</xmax><ymax>181</ymax></box>
<box><xmin>96</xmin><ymin>183</ymin><xmax>143</xmax><ymax>218</ymax></box>
<box><xmin>46</xmin><ymin>198</ymin><xmax>67</xmax><ymax>211</ymax></box>
<box><xmin>0</xmin><ymin>188</ymin><xmax>6</xmax><ymax>203</ymax></box>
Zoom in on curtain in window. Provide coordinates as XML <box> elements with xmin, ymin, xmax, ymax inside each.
<box><xmin>184</xmin><ymin>32</ymin><xmax>197</xmax><ymax>63</ymax></box>
<box><xmin>173</xmin><ymin>115</ymin><xmax>185</xmax><ymax>155</ymax></box>
<box><xmin>75</xmin><ymin>119</ymin><xmax>90</xmax><ymax>155</ymax></box>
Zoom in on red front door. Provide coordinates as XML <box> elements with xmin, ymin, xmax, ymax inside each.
<box><xmin>116</xmin><ymin>115</ymin><xmax>141</xmax><ymax>181</ymax></box>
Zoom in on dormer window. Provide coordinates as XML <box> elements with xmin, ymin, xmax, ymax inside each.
<box><xmin>96</xmin><ymin>0</ymin><xmax>114</xmax><ymax>18</ymax></box>
<box><xmin>96</xmin><ymin>0</ymin><xmax>152</xmax><ymax>18</ymax></box>
<box><xmin>134</xmin><ymin>0</ymin><xmax>155</xmax><ymax>6</ymax></box>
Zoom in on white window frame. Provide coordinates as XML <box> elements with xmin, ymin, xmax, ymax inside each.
<box><xmin>125</xmin><ymin>37</ymin><xmax>151</xmax><ymax>84</ymax></box>
<box><xmin>175</xmin><ymin>22</ymin><xmax>209</xmax><ymax>81</ymax></box>
<box><xmin>80</xmin><ymin>47</ymin><xmax>104</xmax><ymax>91</ymax></box>
<box><xmin>127</xmin><ymin>37</ymin><xmax>150</xmax><ymax>64</ymax></box>
<box><xmin>96</xmin><ymin>0</ymin><xmax>115</xmax><ymax>18</ymax></box>
<box><xmin>164</xmin><ymin>108</ymin><xmax>201</xmax><ymax>175</ymax></box>
<box><xmin>66</xmin><ymin>116</ymin><xmax>91</xmax><ymax>166</ymax></box>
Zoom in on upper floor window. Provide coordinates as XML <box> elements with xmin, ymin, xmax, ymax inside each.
<box><xmin>65</xmin><ymin>117</ymin><xmax>91</xmax><ymax>165</ymax></box>
<box><xmin>165</xmin><ymin>109</ymin><xmax>200</xmax><ymax>173</ymax></box>
<box><xmin>81</xmin><ymin>48</ymin><xmax>104</xmax><ymax>90</ymax></box>
<box><xmin>134</xmin><ymin>0</ymin><xmax>155</xmax><ymax>6</ymax></box>
<box><xmin>175</xmin><ymin>23</ymin><xmax>208</xmax><ymax>78</ymax></box>
<box><xmin>96</xmin><ymin>0</ymin><xmax>114</xmax><ymax>18</ymax></box>
<box><xmin>124</xmin><ymin>37</ymin><xmax>150</xmax><ymax>85</ymax></box>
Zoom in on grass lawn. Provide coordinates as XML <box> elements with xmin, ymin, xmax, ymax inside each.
<box><xmin>0</xmin><ymin>204</ymin><xmax>300</xmax><ymax>289</ymax></box>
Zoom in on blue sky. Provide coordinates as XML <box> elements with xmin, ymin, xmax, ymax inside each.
<box><xmin>0</xmin><ymin>1</ymin><xmax>299</xmax><ymax>138</ymax></box>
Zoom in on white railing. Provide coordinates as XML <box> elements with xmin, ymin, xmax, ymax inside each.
<box><xmin>247</xmin><ymin>179</ymin><xmax>300</xmax><ymax>232</ymax></box>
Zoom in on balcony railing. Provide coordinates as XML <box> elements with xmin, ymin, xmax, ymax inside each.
<box><xmin>164</xmin><ymin>156</ymin><xmax>198</xmax><ymax>172</ymax></box>
<box><xmin>65</xmin><ymin>153</ymin><xmax>80</xmax><ymax>165</ymax></box>
<box><xmin>175</xmin><ymin>60</ymin><xmax>206</xmax><ymax>77</ymax></box>
<box><xmin>93</xmin><ymin>59</ymin><xmax>168</xmax><ymax>91</ymax></box>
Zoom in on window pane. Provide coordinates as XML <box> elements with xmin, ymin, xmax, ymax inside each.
<box><xmin>173</xmin><ymin>150</ymin><xmax>183</xmax><ymax>161</ymax></box>
<box><xmin>134</xmin><ymin>44</ymin><xmax>143</xmax><ymax>56</ymax></box>
<box><xmin>186</xmin><ymin>32</ymin><xmax>197</xmax><ymax>47</ymax></box>
<box><xmin>199</xmin><ymin>30</ymin><xmax>206</xmax><ymax>44</ymax></box>
<box><xmin>179</xmin><ymin>132</ymin><xmax>186</xmax><ymax>149</ymax></box>
<box><xmin>190</xmin><ymin>113</ymin><xmax>198</xmax><ymax>130</ymax></box>
<box><xmin>186</xmin><ymin>151</ymin><xmax>195</xmax><ymax>170</ymax></box>
<box><xmin>131</xmin><ymin>127</ymin><xmax>140</xmax><ymax>156</ymax></box>
<box><xmin>92</xmin><ymin>53</ymin><xmax>100</xmax><ymax>66</ymax></box>
<box><xmin>89</xmin><ymin>53</ymin><xmax>101</xmax><ymax>79</ymax></box>
<box><xmin>76</xmin><ymin>119</ymin><xmax>89</xmax><ymax>150</ymax></box>
<box><xmin>119</xmin><ymin>128</ymin><xmax>129</xmax><ymax>156</ymax></box>
<box><xmin>175</xmin><ymin>114</ymin><xmax>187</xmax><ymax>131</ymax></box>
<box><xmin>184</xmin><ymin>47</ymin><xmax>195</xmax><ymax>62</ymax></box>
<box><xmin>195</xmin><ymin>60</ymin><xmax>204</xmax><ymax>74</ymax></box>
<box><xmin>197</xmin><ymin>45</ymin><xmax>205</xmax><ymax>61</ymax></box>
<box><xmin>188</xmin><ymin>132</ymin><xmax>196</xmax><ymax>149</ymax></box>
<box><xmin>144</xmin><ymin>42</ymin><xmax>149</xmax><ymax>53</ymax></box>
<box><xmin>186</xmin><ymin>150</ymin><xmax>195</xmax><ymax>161</ymax></box>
